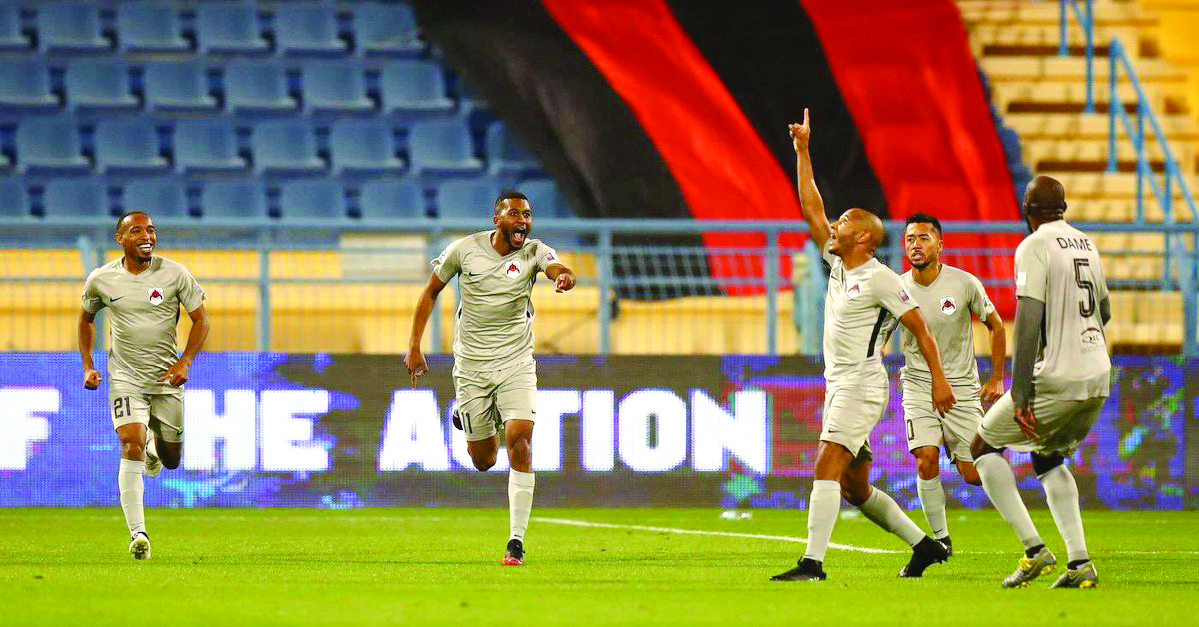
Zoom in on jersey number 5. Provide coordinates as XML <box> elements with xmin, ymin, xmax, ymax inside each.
<box><xmin>1073</xmin><ymin>258</ymin><xmax>1096</xmax><ymax>318</ymax></box>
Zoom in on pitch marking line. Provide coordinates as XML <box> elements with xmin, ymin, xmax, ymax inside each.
<box><xmin>538</xmin><ymin>517</ymin><xmax>902</xmax><ymax>554</ymax></box>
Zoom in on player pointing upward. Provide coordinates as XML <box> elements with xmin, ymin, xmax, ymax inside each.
<box><xmin>772</xmin><ymin>110</ymin><xmax>955</xmax><ymax>582</ymax></box>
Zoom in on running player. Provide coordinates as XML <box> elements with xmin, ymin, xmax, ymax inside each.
<box><xmin>895</xmin><ymin>214</ymin><xmax>1007</xmax><ymax>554</ymax></box>
<box><xmin>405</xmin><ymin>190</ymin><xmax>576</xmax><ymax>567</ymax></box>
<box><xmin>79</xmin><ymin>212</ymin><xmax>209</xmax><ymax>560</ymax></box>
<box><xmin>971</xmin><ymin>175</ymin><xmax>1110</xmax><ymax>589</ymax></box>
<box><xmin>772</xmin><ymin>110</ymin><xmax>955</xmax><ymax>582</ymax></box>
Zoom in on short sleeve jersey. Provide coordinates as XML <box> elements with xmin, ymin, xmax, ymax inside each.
<box><xmin>82</xmin><ymin>256</ymin><xmax>205</xmax><ymax>390</ymax></box>
<box><xmin>822</xmin><ymin>243</ymin><xmax>917</xmax><ymax>385</ymax></box>
<box><xmin>433</xmin><ymin>231</ymin><xmax>560</xmax><ymax>371</ymax></box>
<box><xmin>898</xmin><ymin>265</ymin><xmax>995</xmax><ymax>388</ymax></box>
<box><xmin>1015</xmin><ymin>220</ymin><xmax>1111</xmax><ymax>399</ymax></box>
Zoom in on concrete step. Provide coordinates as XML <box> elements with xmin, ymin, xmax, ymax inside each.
<box><xmin>1005</xmin><ymin>112</ymin><xmax>1199</xmax><ymax>140</ymax></box>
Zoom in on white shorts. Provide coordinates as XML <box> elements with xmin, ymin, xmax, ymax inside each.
<box><xmin>902</xmin><ymin>380</ymin><xmax>983</xmax><ymax>462</ymax></box>
<box><xmin>977</xmin><ymin>391</ymin><xmax>1106</xmax><ymax>456</ymax></box>
<box><xmin>452</xmin><ymin>358</ymin><xmax>537</xmax><ymax>442</ymax></box>
<box><xmin>819</xmin><ymin>383</ymin><xmax>888</xmax><ymax>460</ymax></box>
<box><xmin>109</xmin><ymin>381</ymin><xmax>184</xmax><ymax>443</ymax></box>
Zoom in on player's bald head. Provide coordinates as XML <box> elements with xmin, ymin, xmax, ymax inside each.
<box><xmin>845</xmin><ymin>208</ymin><xmax>885</xmax><ymax>249</ymax></box>
<box><xmin>1023</xmin><ymin>175</ymin><xmax>1066</xmax><ymax>220</ymax></box>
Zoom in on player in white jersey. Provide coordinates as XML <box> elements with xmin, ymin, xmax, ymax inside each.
<box><xmin>894</xmin><ymin>214</ymin><xmax>1007</xmax><ymax>555</ymax></box>
<box><xmin>79</xmin><ymin>212</ymin><xmax>209</xmax><ymax>559</ymax></box>
<box><xmin>406</xmin><ymin>190</ymin><xmax>576</xmax><ymax>566</ymax></box>
<box><xmin>970</xmin><ymin>175</ymin><xmax>1111</xmax><ymax>589</ymax></box>
<box><xmin>772</xmin><ymin>110</ymin><xmax>956</xmax><ymax>582</ymax></box>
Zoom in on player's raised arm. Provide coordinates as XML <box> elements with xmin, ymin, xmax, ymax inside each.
<box><xmin>898</xmin><ymin>308</ymin><xmax>956</xmax><ymax>415</ymax></box>
<box><xmin>405</xmin><ymin>272</ymin><xmax>449</xmax><ymax>386</ymax></box>
<box><xmin>790</xmin><ymin>109</ymin><xmax>830</xmax><ymax>251</ymax></box>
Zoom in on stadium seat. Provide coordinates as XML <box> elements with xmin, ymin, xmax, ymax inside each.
<box><xmin>65</xmin><ymin>59</ymin><xmax>138</xmax><ymax>111</ymax></box>
<box><xmin>301</xmin><ymin>62</ymin><xmax>373</xmax><ymax>113</ymax></box>
<box><xmin>251</xmin><ymin>120</ymin><xmax>324</xmax><ymax>174</ymax></box>
<box><xmin>225</xmin><ymin>62</ymin><xmax>296</xmax><ymax>113</ymax></box>
<box><xmin>43</xmin><ymin>178</ymin><xmax>110</xmax><ymax>218</ymax></box>
<box><xmin>0</xmin><ymin>2</ymin><xmax>29</xmax><ymax>50</ymax></box>
<box><xmin>121</xmin><ymin>178</ymin><xmax>190</xmax><ymax>219</ymax></box>
<box><xmin>117</xmin><ymin>2</ymin><xmax>189</xmax><ymax>53</ymax></box>
<box><xmin>15</xmin><ymin>116</ymin><xmax>89</xmax><ymax>174</ymax></box>
<box><xmin>95</xmin><ymin>119</ymin><xmax>168</xmax><ymax>174</ymax></box>
<box><xmin>37</xmin><ymin>2</ymin><xmax>109</xmax><ymax>53</ymax></box>
<box><xmin>174</xmin><ymin>119</ymin><xmax>247</xmax><ymax>174</ymax></box>
<box><xmin>275</xmin><ymin>3</ymin><xmax>346</xmax><ymax>55</ymax></box>
<box><xmin>330</xmin><ymin>119</ymin><xmax>404</xmax><ymax>175</ymax></box>
<box><xmin>435</xmin><ymin>180</ymin><xmax>499</xmax><ymax>219</ymax></box>
<box><xmin>144</xmin><ymin>62</ymin><xmax>217</xmax><ymax>111</ymax></box>
<box><xmin>279</xmin><ymin>179</ymin><xmax>348</xmax><ymax>220</ymax></box>
<box><xmin>353</xmin><ymin>2</ymin><xmax>422</xmax><ymax>56</ymax></box>
<box><xmin>0</xmin><ymin>178</ymin><xmax>31</xmax><ymax>218</ymax></box>
<box><xmin>196</xmin><ymin>2</ymin><xmax>268</xmax><ymax>54</ymax></box>
<box><xmin>359</xmin><ymin>180</ymin><xmax>425</xmax><ymax>219</ymax></box>
<box><xmin>408</xmin><ymin>120</ymin><xmax>484</xmax><ymax>177</ymax></box>
<box><xmin>520</xmin><ymin>179</ymin><xmax>572</xmax><ymax>218</ymax></box>
<box><xmin>380</xmin><ymin>60</ymin><xmax>455</xmax><ymax>115</ymax></box>
<box><xmin>200</xmin><ymin>180</ymin><xmax>267</xmax><ymax>219</ymax></box>
<box><xmin>0</xmin><ymin>60</ymin><xmax>57</xmax><ymax>109</ymax></box>
<box><xmin>487</xmin><ymin>123</ymin><xmax>540</xmax><ymax>177</ymax></box>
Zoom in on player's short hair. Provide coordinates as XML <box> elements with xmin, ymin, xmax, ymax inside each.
<box><xmin>904</xmin><ymin>213</ymin><xmax>942</xmax><ymax>238</ymax></box>
<box><xmin>494</xmin><ymin>190</ymin><xmax>529</xmax><ymax>214</ymax></box>
<box><xmin>116</xmin><ymin>211</ymin><xmax>150</xmax><ymax>234</ymax></box>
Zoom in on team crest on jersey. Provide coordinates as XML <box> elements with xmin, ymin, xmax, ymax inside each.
<box><xmin>939</xmin><ymin>296</ymin><xmax>957</xmax><ymax>315</ymax></box>
<box><xmin>505</xmin><ymin>261</ymin><xmax>522</xmax><ymax>279</ymax></box>
<box><xmin>148</xmin><ymin>287</ymin><xmax>165</xmax><ymax>305</ymax></box>
<box><xmin>846</xmin><ymin>283</ymin><xmax>861</xmax><ymax>298</ymax></box>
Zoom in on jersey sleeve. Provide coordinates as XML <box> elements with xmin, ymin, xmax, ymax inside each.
<box><xmin>176</xmin><ymin>265</ymin><xmax>206</xmax><ymax>312</ymax></box>
<box><xmin>872</xmin><ymin>268</ymin><xmax>918</xmax><ymax>318</ymax></box>
<box><xmin>967</xmin><ymin>273</ymin><xmax>996</xmax><ymax>319</ymax></box>
<box><xmin>535</xmin><ymin>241</ymin><xmax>562</xmax><ymax>274</ymax></box>
<box><xmin>431</xmin><ymin>239</ymin><xmax>464</xmax><ymax>282</ymax></box>
<box><xmin>81</xmin><ymin>270</ymin><xmax>105</xmax><ymax>313</ymax></box>
<box><xmin>1014</xmin><ymin>239</ymin><xmax>1048</xmax><ymax>301</ymax></box>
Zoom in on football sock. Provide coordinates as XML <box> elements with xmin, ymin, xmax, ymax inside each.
<box><xmin>508</xmin><ymin>469</ymin><xmax>535</xmax><ymax>541</ymax></box>
<box><xmin>1039</xmin><ymin>464</ymin><xmax>1090</xmax><ymax>564</ymax></box>
<box><xmin>917</xmin><ymin>476</ymin><xmax>949</xmax><ymax>539</ymax></box>
<box><xmin>118</xmin><ymin>458</ymin><xmax>146</xmax><ymax>537</ymax></box>
<box><xmin>1068</xmin><ymin>559</ymin><xmax>1091</xmax><ymax>570</ymax></box>
<box><xmin>858</xmin><ymin>486</ymin><xmax>926</xmax><ymax>547</ymax></box>
<box><xmin>1026</xmin><ymin>544</ymin><xmax>1046</xmax><ymax>559</ymax></box>
<box><xmin>803</xmin><ymin>480</ymin><xmax>841</xmax><ymax>562</ymax></box>
<box><xmin>975</xmin><ymin>453</ymin><xmax>1043</xmax><ymax>551</ymax></box>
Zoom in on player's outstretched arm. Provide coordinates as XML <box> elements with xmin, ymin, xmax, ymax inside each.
<box><xmin>406</xmin><ymin>272</ymin><xmax>449</xmax><ymax>386</ymax></box>
<box><xmin>898</xmin><ymin>308</ymin><xmax>956</xmax><ymax>415</ymax></box>
<box><xmin>163</xmin><ymin>305</ymin><xmax>209</xmax><ymax>387</ymax></box>
<box><xmin>78</xmin><ymin>309</ymin><xmax>101</xmax><ymax>390</ymax></box>
<box><xmin>546</xmin><ymin>263</ymin><xmax>576</xmax><ymax>293</ymax></box>
<box><xmin>789</xmin><ymin>109</ymin><xmax>830</xmax><ymax>251</ymax></box>
<box><xmin>980</xmin><ymin>311</ymin><xmax>1007</xmax><ymax>403</ymax></box>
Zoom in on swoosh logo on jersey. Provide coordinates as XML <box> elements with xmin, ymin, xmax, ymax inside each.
<box><xmin>110</xmin><ymin>296</ymin><xmax>125</xmax><ymax>302</ymax></box>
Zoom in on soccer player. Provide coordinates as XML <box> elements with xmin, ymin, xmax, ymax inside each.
<box><xmin>970</xmin><ymin>175</ymin><xmax>1110</xmax><ymax>589</ymax></box>
<box><xmin>772</xmin><ymin>110</ymin><xmax>956</xmax><ymax>582</ymax></box>
<box><xmin>79</xmin><ymin>212</ymin><xmax>209</xmax><ymax>560</ymax></box>
<box><xmin>405</xmin><ymin>190</ymin><xmax>576</xmax><ymax>566</ymax></box>
<box><xmin>896</xmin><ymin>214</ymin><xmax>1007</xmax><ymax>554</ymax></box>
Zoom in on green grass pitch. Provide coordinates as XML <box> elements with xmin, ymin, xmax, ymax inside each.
<box><xmin>2</xmin><ymin>508</ymin><xmax>1197</xmax><ymax>625</ymax></box>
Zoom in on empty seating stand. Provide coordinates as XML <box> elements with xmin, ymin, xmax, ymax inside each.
<box><xmin>65</xmin><ymin>59</ymin><xmax>138</xmax><ymax>111</ymax></box>
<box><xmin>302</xmin><ymin>62</ymin><xmax>373</xmax><ymax>113</ymax></box>
<box><xmin>0</xmin><ymin>2</ymin><xmax>29</xmax><ymax>51</ymax></box>
<box><xmin>359</xmin><ymin>180</ymin><xmax>425</xmax><ymax>219</ymax></box>
<box><xmin>0</xmin><ymin>60</ymin><xmax>57</xmax><ymax>109</ymax></box>
<box><xmin>279</xmin><ymin>179</ymin><xmax>347</xmax><ymax>220</ymax></box>
<box><xmin>16</xmin><ymin>116</ymin><xmax>89</xmax><ymax>174</ymax></box>
<box><xmin>225</xmin><ymin>62</ymin><xmax>297</xmax><ymax>113</ymax></box>
<box><xmin>38</xmin><ymin>2</ymin><xmax>109</xmax><ymax>53</ymax></box>
<box><xmin>144</xmin><ymin>62</ymin><xmax>217</xmax><ymax>111</ymax></box>
<box><xmin>436</xmin><ymin>180</ymin><xmax>499</xmax><ymax>219</ymax></box>
<box><xmin>353</xmin><ymin>2</ymin><xmax>423</xmax><ymax>56</ymax></box>
<box><xmin>43</xmin><ymin>178</ymin><xmax>110</xmax><ymax>219</ymax></box>
<box><xmin>330</xmin><ymin>119</ymin><xmax>405</xmax><ymax>175</ymax></box>
<box><xmin>174</xmin><ymin>119</ymin><xmax>247</xmax><ymax>174</ymax></box>
<box><xmin>251</xmin><ymin>120</ymin><xmax>324</xmax><ymax>174</ymax></box>
<box><xmin>201</xmin><ymin>180</ymin><xmax>268</xmax><ymax>219</ymax></box>
<box><xmin>94</xmin><ymin>118</ymin><xmax>168</xmax><ymax>173</ymax></box>
<box><xmin>275</xmin><ymin>3</ymin><xmax>346</xmax><ymax>56</ymax></box>
<box><xmin>408</xmin><ymin>119</ymin><xmax>484</xmax><ymax>178</ymax></box>
<box><xmin>122</xmin><ymin>177</ymin><xmax>191</xmax><ymax>219</ymax></box>
<box><xmin>196</xmin><ymin>2</ymin><xmax>268</xmax><ymax>54</ymax></box>
<box><xmin>117</xmin><ymin>2</ymin><xmax>190</xmax><ymax>53</ymax></box>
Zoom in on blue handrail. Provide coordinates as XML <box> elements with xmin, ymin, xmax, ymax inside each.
<box><xmin>1060</xmin><ymin>0</ymin><xmax>1096</xmax><ymax>113</ymax></box>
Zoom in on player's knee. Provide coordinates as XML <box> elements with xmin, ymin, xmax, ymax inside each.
<box><xmin>913</xmin><ymin>448</ymin><xmax>940</xmax><ymax>479</ymax></box>
<box><xmin>1031</xmin><ymin>453</ymin><xmax>1064</xmax><ymax>477</ymax></box>
<box><xmin>970</xmin><ymin>435</ymin><xmax>999</xmax><ymax>460</ymax></box>
<box><xmin>838</xmin><ymin>479</ymin><xmax>870</xmax><ymax>506</ymax></box>
<box><xmin>119</xmin><ymin>439</ymin><xmax>145</xmax><ymax>460</ymax></box>
<box><xmin>959</xmin><ymin>463</ymin><xmax>982</xmax><ymax>486</ymax></box>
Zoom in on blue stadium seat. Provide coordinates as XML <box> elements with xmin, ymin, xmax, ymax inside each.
<box><xmin>200</xmin><ymin>180</ymin><xmax>267</xmax><ymax>219</ymax></box>
<box><xmin>408</xmin><ymin>119</ymin><xmax>483</xmax><ymax>177</ymax></box>
<box><xmin>435</xmin><ymin>180</ymin><xmax>499</xmax><ymax>219</ymax></box>
<box><xmin>0</xmin><ymin>178</ymin><xmax>31</xmax><ymax>218</ymax></box>
<box><xmin>37</xmin><ymin>2</ymin><xmax>109</xmax><ymax>53</ymax></box>
<box><xmin>359</xmin><ymin>180</ymin><xmax>424</xmax><ymax>219</ymax></box>
<box><xmin>144</xmin><ymin>62</ymin><xmax>217</xmax><ymax>111</ymax></box>
<box><xmin>301</xmin><ymin>62</ymin><xmax>373</xmax><ymax>113</ymax></box>
<box><xmin>330</xmin><ymin>119</ymin><xmax>404</xmax><ymax>175</ymax></box>
<box><xmin>353</xmin><ymin>2</ymin><xmax>422</xmax><ymax>56</ymax></box>
<box><xmin>0</xmin><ymin>2</ymin><xmax>29</xmax><ymax>50</ymax></box>
<box><xmin>65</xmin><ymin>59</ymin><xmax>138</xmax><ymax>111</ymax></box>
<box><xmin>0</xmin><ymin>60</ymin><xmax>57</xmax><ymax>109</ymax></box>
<box><xmin>486</xmin><ymin>123</ymin><xmax>540</xmax><ymax>177</ymax></box>
<box><xmin>279</xmin><ymin>179</ymin><xmax>348</xmax><ymax>220</ymax></box>
<box><xmin>117</xmin><ymin>3</ymin><xmax>189</xmax><ymax>53</ymax></box>
<box><xmin>520</xmin><ymin>178</ymin><xmax>573</xmax><ymax>218</ymax></box>
<box><xmin>15</xmin><ymin>116</ymin><xmax>88</xmax><ymax>174</ymax></box>
<box><xmin>43</xmin><ymin>178</ymin><xmax>109</xmax><ymax>218</ymax></box>
<box><xmin>380</xmin><ymin>60</ymin><xmax>454</xmax><ymax>115</ymax></box>
<box><xmin>95</xmin><ymin>119</ymin><xmax>167</xmax><ymax>174</ymax></box>
<box><xmin>196</xmin><ymin>2</ymin><xmax>268</xmax><ymax>54</ymax></box>
<box><xmin>225</xmin><ymin>62</ymin><xmax>296</xmax><ymax>113</ymax></box>
<box><xmin>275</xmin><ymin>3</ymin><xmax>346</xmax><ymax>55</ymax></box>
<box><xmin>173</xmin><ymin>119</ymin><xmax>247</xmax><ymax>174</ymax></box>
<box><xmin>122</xmin><ymin>178</ymin><xmax>190</xmax><ymax>219</ymax></box>
<box><xmin>251</xmin><ymin>120</ymin><xmax>324</xmax><ymax>174</ymax></box>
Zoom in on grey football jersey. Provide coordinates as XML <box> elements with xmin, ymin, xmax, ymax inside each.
<box><xmin>1015</xmin><ymin>220</ymin><xmax>1111</xmax><ymax>399</ymax></box>
<box><xmin>897</xmin><ymin>265</ymin><xmax>995</xmax><ymax>388</ymax></box>
<box><xmin>433</xmin><ymin>231</ymin><xmax>560</xmax><ymax>371</ymax></box>
<box><xmin>822</xmin><ymin>244</ymin><xmax>917</xmax><ymax>385</ymax></box>
<box><xmin>82</xmin><ymin>256</ymin><xmax>205</xmax><ymax>391</ymax></box>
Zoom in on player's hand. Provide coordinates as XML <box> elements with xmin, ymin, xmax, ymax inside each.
<box><xmin>83</xmin><ymin>368</ymin><xmax>102</xmax><ymax>390</ymax></box>
<box><xmin>1014</xmin><ymin>406</ymin><xmax>1039</xmax><ymax>441</ymax></box>
<box><xmin>789</xmin><ymin>108</ymin><xmax>811</xmax><ymax>153</ymax></box>
<box><xmin>160</xmin><ymin>359</ymin><xmax>191</xmax><ymax>387</ymax></box>
<box><xmin>980</xmin><ymin>376</ymin><xmax>1005</xmax><ymax>404</ymax></box>
<box><xmin>931</xmin><ymin>377</ymin><xmax>956</xmax><ymax>416</ymax></box>
<box><xmin>554</xmin><ymin>272</ymin><xmax>576</xmax><ymax>293</ymax></box>
<box><xmin>405</xmin><ymin>348</ymin><xmax>428</xmax><ymax>387</ymax></box>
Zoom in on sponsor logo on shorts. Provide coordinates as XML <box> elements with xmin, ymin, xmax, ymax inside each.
<box><xmin>940</xmin><ymin>296</ymin><xmax>957</xmax><ymax>315</ymax></box>
<box><xmin>148</xmin><ymin>287</ymin><xmax>164</xmax><ymax>305</ymax></box>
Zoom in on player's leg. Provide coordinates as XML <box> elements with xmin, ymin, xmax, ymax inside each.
<box><xmin>454</xmin><ymin>366</ymin><xmax>501</xmax><ymax>471</ymax></box>
<box><xmin>1036</xmin><ymin>397</ymin><xmax>1104</xmax><ymax>589</ymax></box>
<box><xmin>496</xmin><ymin>360</ymin><xmax>537</xmax><ymax>566</ymax></box>
<box><xmin>148</xmin><ymin>393</ymin><xmax>184</xmax><ymax>471</ymax></box>
<box><xmin>903</xmin><ymin>381</ymin><xmax>952</xmax><ymax>544</ymax></box>
<box><xmin>111</xmin><ymin>386</ymin><xmax>152</xmax><ymax>559</ymax></box>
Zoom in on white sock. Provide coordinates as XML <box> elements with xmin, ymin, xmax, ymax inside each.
<box><xmin>1039</xmin><ymin>464</ymin><xmax>1089</xmax><ymax>563</ymax></box>
<box><xmin>975</xmin><ymin>453</ymin><xmax>1043</xmax><ymax>550</ymax></box>
<box><xmin>118</xmin><ymin>458</ymin><xmax>146</xmax><ymax>537</ymax></box>
<box><xmin>803</xmin><ymin>479</ymin><xmax>841</xmax><ymax>562</ymax></box>
<box><xmin>918</xmin><ymin>476</ymin><xmax>949</xmax><ymax>539</ymax></box>
<box><xmin>858</xmin><ymin>486</ymin><xmax>926</xmax><ymax>547</ymax></box>
<box><xmin>508</xmin><ymin>469</ymin><xmax>535</xmax><ymax>541</ymax></box>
